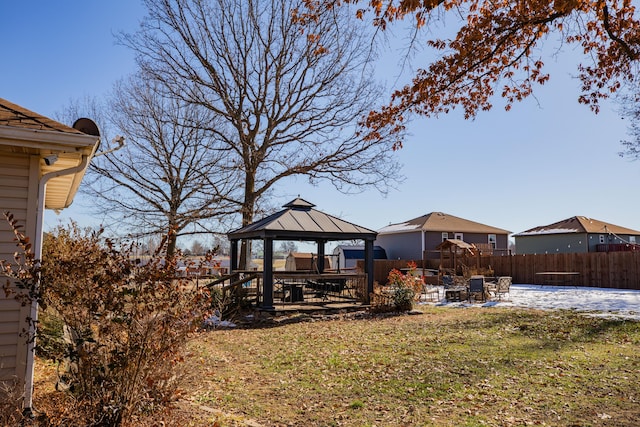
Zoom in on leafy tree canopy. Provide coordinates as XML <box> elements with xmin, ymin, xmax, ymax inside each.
<box><xmin>299</xmin><ymin>0</ymin><xmax>640</xmax><ymax>148</ymax></box>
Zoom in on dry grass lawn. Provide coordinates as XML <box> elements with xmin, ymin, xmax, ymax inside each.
<box><xmin>33</xmin><ymin>306</ymin><xmax>640</xmax><ymax>426</ymax></box>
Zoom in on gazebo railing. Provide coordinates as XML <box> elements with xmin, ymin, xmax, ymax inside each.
<box><xmin>273</xmin><ymin>272</ymin><xmax>367</xmax><ymax>305</ymax></box>
<box><xmin>208</xmin><ymin>270</ymin><xmax>368</xmax><ymax>308</ymax></box>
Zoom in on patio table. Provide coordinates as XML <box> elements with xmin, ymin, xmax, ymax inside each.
<box><xmin>445</xmin><ymin>286</ymin><xmax>467</xmax><ymax>302</ymax></box>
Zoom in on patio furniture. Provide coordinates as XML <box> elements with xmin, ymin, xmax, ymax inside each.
<box><xmin>445</xmin><ymin>286</ymin><xmax>467</xmax><ymax>302</ymax></box>
<box><xmin>306</xmin><ymin>278</ymin><xmax>348</xmax><ymax>300</ymax></box>
<box><xmin>421</xmin><ymin>283</ymin><xmax>440</xmax><ymax>301</ymax></box>
<box><xmin>442</xmin><ymin>275</ymin><xmax>454</xmax><ymax>288</ymax></box>
<box><xmin>488</xmin><ymin>276</ymin><xmax>511</xmax><ymax>300</ymax></box>
<box><xmin>282</xmin><ymin>283</ymin><xmax>304</xmax><ymax>302</ymax></box>
<box><xmin>468</xmin><ymin>275</ymin><xmax>486</xmax><ymax>302</ymax></box>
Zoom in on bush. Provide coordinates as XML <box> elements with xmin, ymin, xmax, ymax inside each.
<box><xmin>0</xmin><ymin>378</ymin><xmax>25</xmax><ymax>426</ymax></box>
<box><xmin>2</xmin><ymin>216</ymin><xmax>211</xmax><ymax>426</ymax></box>
<box><xmin>386</xmin><ymin>262</ymin><xmax>424</xmax><ymax>311</ymax></box>
<box><xmin>35</xmin><ymin>308</ymin><xmax>66</xmax><ymax>362</ymax></box>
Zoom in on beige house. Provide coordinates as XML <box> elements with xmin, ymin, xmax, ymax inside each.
<box><xmin>0</xmin><ymin>98</ymin><xmax>100</xmax><ymax>410</ymax></box>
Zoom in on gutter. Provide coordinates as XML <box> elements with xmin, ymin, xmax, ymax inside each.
<box><xmin>23</xmin><ymin>154</ymin><xmax>90</xmax><ymax>414</ymax></box>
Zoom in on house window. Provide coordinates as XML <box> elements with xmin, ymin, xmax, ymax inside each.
<box><xmin>442</xmin><ymin>232</ymin><xmax>448</xmax><ymax>242</ymax></box>
<box><xmin>454</xmin><ymin>233</ymin><xmax>463</xmax><ymax>241</ymax></box>
<box><xmin>599</xmin><ymin>235</ymin><xmax>605</xmax><ymax>244</ymax></box>
<box><xmin>488</xmin><ymin>234</ymin><xmax>497</xmax><ymax>249</ymax></box>
<box><xmin>630</xmin><ymin>236</ymin><xmax>637</xmax><ymax>244</ymax></box>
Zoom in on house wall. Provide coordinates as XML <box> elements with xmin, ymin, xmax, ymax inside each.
<box><xmin>589</xmin><ymin>233</ymin><xmax>640</xmax><ymax>251</ymax></box>
<box><xmin>437</xmin><ymin>232</ymin><xmax>508</xmax><ymax>248</ymax></box>
<box><xmin>0</xmin><ymin>153</ymin><xmax>39</xmax><ymax>391</ymax></box>
<box><xmin>379</xmin><ymin>230</ymin><xmax>510</xmax><ymax>260</ymax></box>
<box><xmin>515</xmin><ymin>233</ymin><xmax>590</xmax><ymax>254</ymax></box>
<box><xmin>375</xmin><ymin>231</ymin><xmax>422</xmax><ymax>261</ymax></box>
<box><xmin>507</xmin><ymin>232</ymin><xmax>640</xmax><ymax>254</ymax></box>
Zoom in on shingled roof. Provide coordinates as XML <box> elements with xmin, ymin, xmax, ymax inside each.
<box><xmin>514</xmin><ymin>216</ymin><xmax>640</xmax><ymax>236</ymax></box>
<box><xmin>378</xmin><ymin>212</ymin><xmax>510</xmax><ymax>235</ymax></box>
<box><xmin>0</xmin><ymin>97</ymin><xmax>84</xmax><ymax>134</ymax></box>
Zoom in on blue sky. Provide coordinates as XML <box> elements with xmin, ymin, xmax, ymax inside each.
<box><xmin>2</xmin><ymin>2</ymin><xmax>638</xmax><ymax>247</ymax></box>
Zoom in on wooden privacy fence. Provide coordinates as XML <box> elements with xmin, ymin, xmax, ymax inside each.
<box><xmin>359</xmin><ymin>260</ymin><xmax>440</xmax><ymax>286</ymax></box>
<box><xmin>360</xmin><ymin>252</ymin><xmax>640</xmax><ymax>290</ymax></box>
<box><xmin>483</xmin><ymin>252</ymin><xmax>640</xmax><ymax>290</ymax></box>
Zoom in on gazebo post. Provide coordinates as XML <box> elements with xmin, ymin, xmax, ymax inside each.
<box><xmin>316</xmin><ymin>239</ymin><xmax>326</xmax><ymax>273</ymax></box>
<box><xmin>364</xmin><ymin>239</ymin><xmax>374</xmax><ymax>303</ymax></box>
<box><xmin>230</xmin><ymin>239</ymin><xmax>239</xmax><ymax>273</ymax></box>
<box><xmin>262</xmin><ymin>237</ymin><xmax>275</xmax><ymax>310</ymax></box>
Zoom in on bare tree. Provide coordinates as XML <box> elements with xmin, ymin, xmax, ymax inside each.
<box><xmin>619</xmin><ymin>82</ymin><xmax>640</xmax><ymax>159</ymax></box>
<box><xmin>89</xmin><ymin>72</ymin><xmax>239</xmax><ymax>256</ymax></box>
<box><xmin>190</xmin><ymin>239</ymin><xmax>206</xmax><ymax>255</ymax></box>
<box><xmin>120</xmin><ymin>0</ymin><xmax>402</xmax><ymax>266</ymax></box>
<box><xmin>279</xmin><ymin>241</ymin><xmax>299</xmax><ymax>255</ymax></box>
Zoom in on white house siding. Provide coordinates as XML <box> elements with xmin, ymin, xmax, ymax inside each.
<box><xmin>0</xmin><ymin>153</ymin><xmax>38</xmax><ymax>388</ymax></box>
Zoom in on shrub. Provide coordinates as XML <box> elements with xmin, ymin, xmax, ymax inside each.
<box><xmin>2</xmin><ymin>215</ymin><xmax>211</xmax><ymax>426</ymax></box>
<box><xmin>0</xmin><ymin>378</ymin><xmax>25</xmax><ymax>426</ymax></box>
<box><xmin>34</xmin><ymin>308</ymin><xmax>66</xmax><ymax>363</ymax></box>
<box><xmin>386</xmin><ymin>262</ymin><xmax>424</xmax><ymax>311</ymax></box>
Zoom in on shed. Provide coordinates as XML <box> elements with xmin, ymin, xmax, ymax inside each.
<box><xmin>0</xmin><ymin>98</ymin><xmax>100</xmax><ymax>412</ymax></box>
<box><xmin>284</xmin><ymin>252</ymin><xmax>332</xmax><ymax>271</ymax></box>
<box><xmin>227</xmin><ymin>198</ymin><xmax>378</xmax><ymax>309</ymax></box>
<box><xmin>333</xmin><ymin>245</ymin><xmax>387</xmax><ymax>270</ymax></box>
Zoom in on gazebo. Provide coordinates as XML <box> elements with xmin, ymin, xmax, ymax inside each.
<box><xmin>227</xmin><ymin>198</ymin><xmax>377</xmax><ymax>309</ymax></box>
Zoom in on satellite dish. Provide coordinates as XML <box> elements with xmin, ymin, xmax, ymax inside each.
<box><xmin>72</xmin><ymin>118</ymin><xmax>100</xmax><ymax>136</ymax></box>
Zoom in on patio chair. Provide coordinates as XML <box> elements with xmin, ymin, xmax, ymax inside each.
<box><xmin>468</xmin><ymin>275</ymin><xmax>486</xmax><ymax>302</ymax></box>
<box><xmin>421</xmin><ymin>283</ymin><xmax>440</xmax><ymax>302</ymax></box>
<box><xmin>442</xmin><ymin>275</ymin><xmax>454</xmax><ymax>288</ymax></box>
<box><xmin>491</xmin><ymin>276</ymin><xmax>511</xmax><ymax>300</ymax></box>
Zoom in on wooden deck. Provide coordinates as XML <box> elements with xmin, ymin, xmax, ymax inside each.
<box><xmin>204</xmin><ymin>271</ymin><xmax>369</xmax><ymax>310</ymax></box>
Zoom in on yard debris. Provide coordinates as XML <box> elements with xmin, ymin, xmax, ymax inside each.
<box><xmin>203</xmin><ymin>314</ymin><xmax>237</xmax><ymax>329</ymax></box>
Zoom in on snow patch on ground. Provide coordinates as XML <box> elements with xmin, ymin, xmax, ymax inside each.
<box><xmin>428</xmin><ymin>284</ymin><xmax>640</xmax><ymax>321</ymax></box>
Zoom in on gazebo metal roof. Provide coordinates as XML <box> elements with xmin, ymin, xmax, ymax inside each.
<box><xmin>228</xmin><ymin>197</ymin><xmax>377</xmax><ymax>241</ymax></box>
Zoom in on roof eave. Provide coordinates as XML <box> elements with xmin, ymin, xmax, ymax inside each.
<box><xmin>0</xmin><ymin>102</ymin><xmax>101</xmax><ymax>210</ymax></box>
<box><xmin>0</xmin><ymin>125</ymin><xmax>99</xmax><ymax>154</ymax></box>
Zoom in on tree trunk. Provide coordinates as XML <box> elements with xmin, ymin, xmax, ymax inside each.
<box><xmin>238</xmin><ymin>175</ymin><xmax>256</xmax><ymax>270</ymax></box>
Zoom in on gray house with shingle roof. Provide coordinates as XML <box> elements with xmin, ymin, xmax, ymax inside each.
<box><xmin>514</xmin><ymin>216</ymin><xmax>640</xmax><ymax>254</ymax></box>
<box><xmin>376</xmin><ymin>212</ymin><xmax>510</xmax><ymax>261</ymax></box>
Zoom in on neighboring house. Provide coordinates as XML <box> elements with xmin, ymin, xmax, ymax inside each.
<box><xmin>513</xmin><ymin>216</ymin><xmax>640</xmax><ymax>254</ymax></box>
<box><xmin>376</xmin><ymin>212</ymin><xmax>510</xmax><ymax>261</ymax></box>
<box><xmin>332</xmin><ymin>245</ymin><xmax>387</xmax><ymax>270</ymax></box>
<box><xmin>0</xmin><ymin>98</ymin><xmax>100</xmax><ymax>411</ymax></box>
